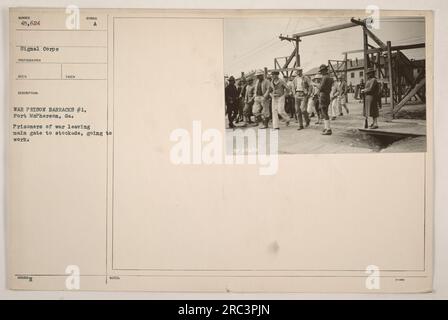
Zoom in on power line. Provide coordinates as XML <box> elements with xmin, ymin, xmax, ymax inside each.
<box><xmin>237</xmin><ymin>18</ymin><xmax>293</xmax><ymax>62</ymax></box>
<box><xmin>229</xmin><ymin>19</ymin><xmax>351</xmax><ymax>70</ymax></box>
<box><xmin>230</xmin><ymin>18</ymin><xmax>349</xmax><ymax>67</ymax></box>
<box><xmin>227</xmin><ymin>38</ymin><xmax>279</xmax><ymax>67</ymax></box>
<box><xmin>228</xmin><ymin>38</ymin><xmax>277</xmax><ymax>64</ymax></box>
<box><xmin>227</xmin><ymin>39</ymin><xmax>286</xmax><ymax>68</ymax></box>
<box><xmin>283</xmin><ymin>18</ymin><xmax>292</xmax><ymax>34</ymax></box>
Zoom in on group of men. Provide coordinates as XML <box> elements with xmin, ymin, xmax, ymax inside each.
<box><xmin>225</xmin><ymin>64</ymin><xmax>350</xmax><ymax>136</ymax></box>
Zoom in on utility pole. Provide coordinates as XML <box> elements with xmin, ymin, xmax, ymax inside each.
<box><xmin>344</xmin><ymin>52</ymin><xmax>348</xmax><ymax>103</ymax></box>
<box><xmin>295</xmin><ymin>37</ymin><xmax>301</xmax><ymax>68</ymax></box>
<box><xmin>387</xmin><ymin>41</ymin><xmax>395</xmax><ymax>117</ymax></box>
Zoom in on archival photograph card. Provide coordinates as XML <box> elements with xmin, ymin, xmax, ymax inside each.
<box><xmin>7</xmin><ymin>8</ymin><xmax>433</xmax><ymax>292</ymax></box>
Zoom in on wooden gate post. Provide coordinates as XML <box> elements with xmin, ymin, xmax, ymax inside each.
<box><xmin>387</xmin><ymin>41</ymin><xmax>394</xmax><ymax>117</ymax></box>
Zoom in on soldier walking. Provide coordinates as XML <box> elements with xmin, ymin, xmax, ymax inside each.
<box><xmin>309</xmin><ymin>75</ymin><xmax>322</xmax><ymax>124</ymax></box>
<box><xmin>236</xmin><ymin>78</ymin><xmax>246</xmax><ymax>123</ymax></box>
<box><xmin>243</xmin><ymin>77</ymin><xmax>255</xmax><ymax>125</ymax></box>
<box><xmin>362</xmin><ymin>68</ymin><xmax>381</xmax><ymax>129</ymax></box>
<box><xmin>270</xmin><ymin>70</ymin><xmax>291</xmax><ymax>130</ymax></box>
<box><xmin>292</xmin><ymin>68</ymin><xmax>312</xmax><ymax>130</ymax></box>
<box><xmin>337</xmin><ymin>76</ymin><xmax>349</xmax><ymax>115</ymax></box>
<box><xmin>252</xmin><ymin>70</ymin><xmax>271</xmax><ymax>129</ymax></box>
<box><xmin>225</xmin><ymin>76</ymin><xmax>239</xmax><ymax>129</ymax></box>
<box><xmin>317</xmin><ymin>64</ymin><xmax>334</xmax><ymax>135</ymax></box>
<box><xmin>286</xmin><ymin>76</ymin><xmax>296</xmax><ymax>119</ymax></box>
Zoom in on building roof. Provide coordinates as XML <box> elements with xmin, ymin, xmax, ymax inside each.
<box><xmin>305</xmin><ymin>58</ymin><xmax>367</xmax><ymax>76</ymax></box>
<box><xmin>305</xmin><ymin>56</ymin><xmax>425</xmax><ymax>76</ymax></box>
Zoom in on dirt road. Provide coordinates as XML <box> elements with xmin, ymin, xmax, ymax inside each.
<box><xmin>227</xmin><ymin>97</ymin><xmax>426</xmax><ymax>154</ymax></box>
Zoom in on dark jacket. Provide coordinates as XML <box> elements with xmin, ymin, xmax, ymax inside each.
<box><xmin>318</xmin><ymin>75</ymin><xmax>334</xmax><ymax>105</ymax></box>
<box><xmin>363</xmin><ymin>77</ymin><xmax>380</xmax><ymax>117</ymax></box>
<box><xmin>225</xmin><ymin>84</ymin><xmax>238</xmax><ymax>107</ymax></box>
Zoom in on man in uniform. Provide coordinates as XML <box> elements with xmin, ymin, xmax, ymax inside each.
<box><xmin>337</xmin><ymin>76</ymin><xmax>349</xmax><ymax>116</ymax></box>
<box><xmin>329</xmin><ymin>78</ymin><xmax>339</xmax><ymax>120</ymax></box>
<box><xmin>317</xmin><ymin>64</ymin><xmax>334</xmax><ymax>135</ymax></box>
<box><xmin>243</xmin><ymin>77</ymin><xmax>255</xmax><ymax>126</ymax></box>
<box><xmin>269</xmin><ymin>70</ymin><xmax>291</xmax><ymax>130</ymax></box>
<box><xmin>362</xmin><ymin>68</ymin><xmax>381</xmax><ymax>129</ymax></box>
<box><xmin>252</xmin><ymin>70</ymin><xmax>271</xmax><ymax>129</ymax></box>
<box><xmin>309</xmin><ymin>74</ymin><xmax>322</xmax><ymax>124</ymax></box>
<box><xmin>292</xmin><ymin>68</ymin><xmax>312</xmax><ymax>130</ymax></box>
<box><xmin>357</xmin><ymin>78</ymin><xmax>365</xmax><ymax>102</ymax></box>
<box><xmin>236</xmin><ymin>78</ymin><xmax>246</xmax><ymax>123</ymax></box>
<box><xmin>286</xmin><ymin>75</ymin><xmax>296</xmax><ymax>120</ymax></box>
<box><xmin>225</xmin><ymin>76</ymin><xmax>239</xmax><ymax>129</ymax></box>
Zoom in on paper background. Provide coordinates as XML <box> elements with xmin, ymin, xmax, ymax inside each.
<box><xmin>0</xmin><ymin>0</ymin><xmax>444</xmax><ymax>298</ymax></box>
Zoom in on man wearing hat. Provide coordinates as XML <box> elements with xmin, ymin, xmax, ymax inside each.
<box><xmin>292</xmin><ymin>68</ymin><xmax>312</xmax><ymax>130</ymax></box>
<box><xmin>309</xmin><ymin>74</ymin><xmax>322</xmax><ymax>124</ymax></box>
<box><xmin>286</xmin><ymin>75</ymin><xmax>296</xmax><ymax>119</ymax></box>
<box><xmin>252</xmin><ymin>70</ymin><xmax>271</xmax><ymax>129</ymax></box>
<box><xmin>317</xmin><ymin>64</ymin><xmax>334</xmax><ymax>135</ymax></box>
<box><xmin>243</xmin><ymin>77</ymin><xmax>255</xmax><ymax>125</ymax></box>
<box><xmin>337</xmin><ymin>75</ymin><xmax>349</xmax><ymax>116</ymax></box>
<box><xmin>236</xmin><ymin>78</ymin><xmax>247</xmax><ymax>123</ymax></box>
<box><xmin>269</xmin><ymin>70</ymin><xmax>291</xmax><ymax>130</ymax></box>
<box><xmin>225</xmin><ymin>76</ymin><xmax>239</xmax><ymax>129</ymax></box>
<box><xmin>362</xmin><ymin>68</ymin><xmax>381</xmax><ymax>129</ymax></box>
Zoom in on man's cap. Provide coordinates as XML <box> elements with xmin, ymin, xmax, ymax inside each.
<box><xmin>255</xmin><ymin>70</ymin><xmax>264</xmax><ymax>76</ymax></box>
<box><xmin>318</xmin><ymin>64</ymin><xmax>328</xmax><ymax>72</ymax></box>
<box><xmin>228</xmin><ymin>76</ymin><xmax>235</xmax><ymax>81</ymax></box>
<box><xmin>271</xmin><ymin>70</ymin><xmax>280</xmax><ymax>75</ymax></box>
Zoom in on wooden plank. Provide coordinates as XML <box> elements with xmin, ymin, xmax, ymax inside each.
<box><xmin>359</xmin><ymin>128</ymin><xmax>424</xmax><ymax>137</ymax></box>
<box><xmin>282</xmin><ymin>49</ymin><xmax>296</xmax><ymax>70</ymax></box>
<box><xmin>274</xmin><ymin>58</ymin><xmax>279</xmax><ymax>69</ymax></box>
<box><xmin>393</xmin><ymin>78</ymin><xmax>426</xmax><ymax>115</ymax></box>
<box><xmin>359</xmin><ymin>118</ymin><xmax>426</xmax><ymax>137</ymax></box>
<box><xmin>396</xmin><ymin>51</ymin><xmax>425</xmax><ymax>102</ymax></box>
<box><xmin>267</xmin><ymin>67</ymin><xmax>302</xmax><ymax>73</ymax></box>
<box><xmin>387</xmin><ymin>41</ymin><xmax>395</xmax><ymax>114</ymax></box>
<box><xmin>392</xmin><ymin>43</ymin><xmax>425</xmax><ymax>51</ymax></box>
<box><xmin>344</xmin><ymin>52</ymin><xmax>348</xmax><ymax>103</ymax></box>
<box><xmin>342</xmin><ymin>44</ymin><xmax>424</xmax><ymax>55</ymax></box>
<box><xmin>279</xmin><ymin>35</ymin><xmax>297</xmax><ymax>41</ymax></box>
<box><xmin>342</xmin><ymin>48</ymin><xmax>382</xmax><ymax>54</ymax></box>
<box><xmin>364</xmin><ymin>27</ymin><xmax>387</xmax><ymax>50</ymax></box>
<box><xmin>292</xmin><ymin>22</ymin><xmax>358</xmax><ymax>38</ymax></box>
<box><xmin>363</xmin><ymin>28</ymin><xmax>369</xmax><ymax>122</ymax></box>
<box><xmin>363</xmin><ymin>29</ymin><xmax>369</xmax><ymax>77</ymax></box>
<box><xmin>328</xmin><ymin>60</ymin><xmax>339</xmax><ymax>80</ymax></box>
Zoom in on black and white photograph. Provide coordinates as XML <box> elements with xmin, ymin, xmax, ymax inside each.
<box><xmin>3</xmin><ymin>1</ymin><xmax>448</xmax><ymax>302</ymax></box>
<box><xmin>224</xmin><ymin>16</ymin><xmax>427</xmax><ymax>153</ymax></box>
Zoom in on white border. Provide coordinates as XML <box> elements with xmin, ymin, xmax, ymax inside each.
<box><xmin>1</xmin><ymin>0</ymin><xmax>447</xmax><ymax>299</ymax></box>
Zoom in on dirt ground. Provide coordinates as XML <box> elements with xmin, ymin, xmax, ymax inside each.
<box><xmin>226</xmin><ymin>95</ymin><xmax>427</xmax><ymax>154</ymax></box>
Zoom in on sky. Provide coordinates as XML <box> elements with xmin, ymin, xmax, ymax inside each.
<box><xmin>224</xmin><ymin>16</ymin><xmax>426</xmax><ymax>77</ymax></box>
